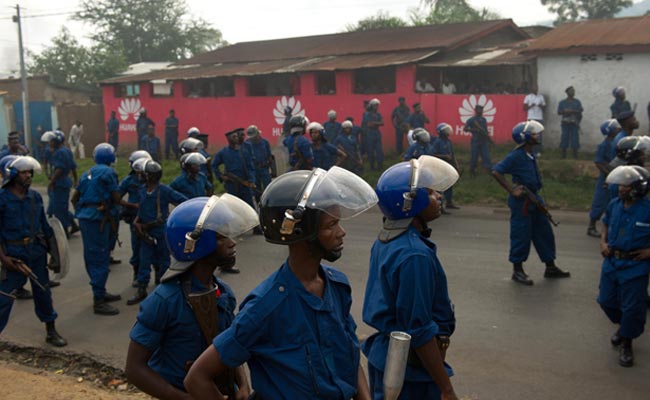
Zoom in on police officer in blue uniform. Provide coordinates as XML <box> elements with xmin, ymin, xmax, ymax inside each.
<box><xmin>142</xmin><ymin>124</ymin><xmax>162</xmax><ymax>162</ymax></box>
<box><xmin>187</xmin><ymin>127</ymin><xmax>214</xmax><ymax>185</ymax></box>
<box><xmin>170</xmin><ymin>153</ymin><xmax>213</xmax><ymax>199</ymax></box>
<box><xmin>613</xmin><ymin>111</ymin><xmax>640</xmax><ymax>150</ymax></box>
<box><xmin>391</xmin><ymin>97</ymin><xmax>410</xmax><ymax>154</ymax></box>
<box><xmin>72</xmin><ymin>143</ymin><xmax>137</xmax><ymax>315</ymax></box>
<box><xmin>283</xmin><ymin>115</ymin><xmax>314</xmax><ymax>171</ymax></box>
<box><xmin>212</xmin><ymin>129</ymin><xmax>257</xmax><ymax>211</ymax></box>
<box><xmin>0</xmin><ymin>131</ymin><xmax>29</xmax><ymax>160</ymax></box>
<box><xmin>610</xmin><ymin>87</ymin><xmax>632</xmax><ymax>119</ymax></box>
<box><xmin>406</xmin><ymin>103</ymin><xmax>430</xmax><ymax>130</ymax></box>
<box><xmin>137</xmin><ymin>110</ymin><xmax>154</xmax><ymax>150</ymax></box>
<box><xmin>126</xmin><ymin>195</ymin><xmax>258</xmax><ymax>399</ymax></box>
<box><xmin>363</xmin><ymin>155</ymin><xmax>460</xmax><ymax>400</ymax></box>
<box><xmin>363</xmin><ymin>98</ymin><xmax>384</xmax><ymax>171</ymax></box>
<box><xmin>107</xmin><ymin>110</ymin><xmax>120</xmax><ymax>149</ymax></box>
<box><xmin>403</xmin><ymin>128</ymin><xmax>433</xmax><ymax>161</ymax></box>
<box><xmin>309</xmin><ymin>122</ymin><xmax>346</xmax><ymax>170</ymax></box>
<box><xmin>432</xmin><ymin>123</ymin><xmax>460</xmax><ymax>210</ymax></box>
<box><xmin>128</xmin><ymin>160</ymin><xmax>188</xmax><ymax>305</ymax></box>
<box><xmin>557</xmin><ymin>86</ymin><xmax>583</xmax><ymax>159</ymax></box>
<box><xmin>41</xmin><ymin>130</ymin><xmax>79</xmax><ymax>237</ymax></box>
<box><xmin>245</xmin><ymin>125</ymin><xmax>273</xmax><ymax>202</ymax></box>
<box><xmin>599</xmin><ymin>165</ymin><xmax>650</xmax><ymax>367</ymax></box>
<box><xmin>0</xmin><ymin>156</ymin><xmax>67</xmax><ymax>346</ymax></box>
<box><xmin>164</xmin><ymin>109</ymin><xmax>180</xmax><ymax>160</ymax></box>
<box><xmin>323</xmin><ymin>110</ymin><xmax>342</xmax><ymax>143</ymax></box>
<box><xmin>119</xmin><ymin>151</ymin><xmax>152</xmax><ymax>287</ymax></box>
<box><xmin>492</xmin><ymin>121</ymin><xmax>570</xmax><ymax>285</ymax></box>
<box><xmin>587</xmin><ymin>120</ymin><xmax>621</xmax><ymax>237</ymax></box>
<box><xmin>184</xmin><ymin>167</ymin><xmax>377</xmax><ymax>400</ymax></box>
<box><xmin>463</xmin><ymin>105</ymin><xmax>492</xmax><ymax>176</ymax></box>
<box><xmin>334</xmin><ymin>120</ymin><xmax>364</xmax><ymax>175</ymax></box>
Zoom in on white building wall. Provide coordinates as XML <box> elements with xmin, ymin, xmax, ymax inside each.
<box><xmin>537</xmin><ymin>53</ymin><xmax>650</xmax><ymax>151</ymax></box>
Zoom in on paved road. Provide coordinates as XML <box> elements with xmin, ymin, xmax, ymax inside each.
<box><xmin>2</xmin><ymin>201</ymin><xmax>649</xmax><ymax>399</ymax></box>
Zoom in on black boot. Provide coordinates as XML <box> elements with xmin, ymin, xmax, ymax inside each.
<box><xmin>45</xmin><ymin>322</ymin><xmax>68</xmax><ymax>347</ymax></box>
<box><xmin>127</xmin><ymin>285</ymin><xmax>148</xmax><ymax>306</ymax></box>
<box><xmin>619</xmin><ymin>338</ymin><xmax>634</xmax><ymax>367</ymax></box>
<box><xmin>132</xmin><ymin>265</ymin><xmax>139</xmax><ymax>288</ymax></box>
<box><xmin>13</xmin><ymin>287</ymin><xmax>33</xmax><ymax>300</ymax></box>
<box><xmin>587</xmin><ymin>219</ymin><xmax>600</xmax><ymax>238</ymax></box>
<box><xmin>94</xmin><ymin>300</ymin><xmax>119</xmax><ymax>316</ymax></box>
<box><xmin>611</xmin><ymin>329</ymin><xmax>622</xmax><ymax>347</ymax></box>
<box><xmin>511</xmin><ymin>263</ymin><xmax>533</xmax><ymax>286</ymax></box>
<box><xmin>544</xmin><ymin>262</ymin><xmax>571</xmax><ymax>278</ymax></box>
<box><xmin>69</xmin><ymin>220</ymin><xmax>80</xmax><ymax>236</ymax></box>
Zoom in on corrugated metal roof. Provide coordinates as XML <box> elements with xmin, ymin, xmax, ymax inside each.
<box><xmin>175</xmin><ymin>19</ymin><xmax>527</xmax><ymax>65</ymax></box>
<box><xmin>523</xmin><ymin>16</ymin><xmax>650</xmax><ymax>54</ymax></box>
<box><xmin>418</xmin><ymin>40</ymin><xmax>535</xmax><ymax>67</ymax></box>
<box><xmin>101</xmin><ymin>50</ymin><xmax>439</xmax><ymax>84</ymax></box>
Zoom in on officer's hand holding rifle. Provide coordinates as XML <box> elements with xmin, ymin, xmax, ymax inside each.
<box><xmin>0</xmin><ymin>255</ymin><xmax>47</xmax><ymax>291</ymax></box>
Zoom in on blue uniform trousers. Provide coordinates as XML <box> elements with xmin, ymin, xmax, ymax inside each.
<box><xmin>598</xmin><ymin>269</ymin><xmax>649</xmax><ymax>339</ymax></box>
<box><xmin>560</xmin><ymin>124</ymin><xmax>580</xmax><ymax>150</ymax></box>
<box><xmin>254</xmin><ymin>169</ymin><xmax>271</xmax><ymax>202</ymax></box>
<box><xmin>395</xmin><ymin>128</ymin><xmax>404</xmax><ymax>154</ymax></box>
<box><xmin>469</xmin><ymin>141</ymin><xmax>491</xmax><ymax>171</ymax></box>
<box><xmin>165</xmin><ymin>133</ymin><xmax>179</xmax><ymax>159</ymax></box>
<box><xmin>508</xmin><ymin>196</ymin><xmax>556</xmax><ymax>264</ymax></box>
<box><xmin>129</xmin><ymin>224</ymin><xmax>141</xmax><ymax>268</ymax></box>
<box><xmin>368</xmin><ymin>363</ymin><xmax>441</xmax><ymax>400</ymax></box>
<box><xmin>589</xmin><ymin>174</ymin><xmax>610</xmax><ymax>221</ymax></box>
<box><xmin>47</xmin><ymin>187</ymin><xmax>74</xmax><ymax>231</ymax></box>
<box><xmin>443</xmin><ymin>187</ymin><xmax>453</xmax><ymax>204</ymax></box>
<box><xmin>79</xmin><ymin>219</ymin><xmax>111</xmax><ymax>301</ymax></box>
<box><xmin>0</xmin><ymin>251</ymin><xmax>56</xmax><ymax>333</ymax></box>
<box><xmin>137</xmin><ymin>228</ymin><xmax>169</xmax><ymax>285</ymax></box>
<box><xmin>366</xmin><ymin>133</ymin><xmax>383</xmax><ymax>168</ymax></box>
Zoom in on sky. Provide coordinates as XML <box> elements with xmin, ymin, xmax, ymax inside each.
<box><xmin>0</xmin><ymin>0</ymin><xmax>643</xmax><ymax>74</ymax></box>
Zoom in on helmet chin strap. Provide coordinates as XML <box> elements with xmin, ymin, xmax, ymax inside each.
<box><xmin>307</xmin><ymin>238</ymin><xmax>341</xmax><ymax>263</ymax></box>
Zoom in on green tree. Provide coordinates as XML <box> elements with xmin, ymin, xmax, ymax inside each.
<box><xmin>346</xmin><ymin>10</ymin><xmax>408</xmax><ymax>31</ymax></box>
<box><xmin>75</xmin><ymin>0</ymin><xmax>225</xmax><ymax>63</ymax></box>
<box><xmin>540</xmin><ymin>0</ymin><xmax>633</xmax><ymax>25</ymax></box>
<box><xmin>28</xmin><ymin>28</ymin><xmax>128</xmax><ymax>90</ymax></box>
<box><xmin>412</xmin><ymin>0</ymin><xmax>501</xmax><ymax>25</ymax></box>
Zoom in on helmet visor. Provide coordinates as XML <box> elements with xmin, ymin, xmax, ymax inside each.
<box><xmin>10</xmin><ymin>156</ymin><xmax>42</xmax><ymax>173</ymax></box>
<box><xmin>200</xmin><ymin>194</ymin><xmax>260</xmax><ymax>237</ymax></box>
<box><xmin>606</xmin><ymin>165</ymin><xmax>648</xmax><ymax>186</ymax></box>
<box><xmin>415</xmin><ymin>155</ymin><xmax>459</xmax><ymax>192</ymax></box>
<box><xmin>132</xmin><ymin>157</ymin><xmax>149</xmax><ymax>172</ymax></box>
<box><xmin>40</xmin><ymin>131</ymin><xmax>56</xmax><ymax>143</ymax></box>
<box><xmin>182</xmin><ymin>152</ymin><xmax>207</xmax><ymax>165</ymax></box>
<box><xmin>306</xmin><ymin>167</ymin><xmax>378</xmax><ymax>220</ymax></box>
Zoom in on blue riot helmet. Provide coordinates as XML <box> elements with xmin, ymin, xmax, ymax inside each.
<box><xmin>412</xmin><ymin>128</ymin><xmax>431</xmax><ymax>144</ymax></box>
<box><xmin>600</xmin><ymin>119</ymin><xmax>621</xmax><ymax>136</ymax></box>
<box><xmin>143</xmin><ymin>159</ymin><xmax>163</xmax><ymax>183</ymax></box>
<box><xmin>512</xmin><ymin>120</ymin><xmax>544</xmax><ymax>144</ymax></box>
<box><xmin>128</xmin><ymin>150</ymin><xmax>152</xmax><ymax>167</ymax></box>
<box><xmin>179</xmin><ymin>137</ymin><xmax>205</xmax><ymax>155</ymax></box>
<box><xmin>2</xmin><ymin>155</ymin><xmax>42</xmax><ymax>188</ymax></box>
<box><xmin>40</xmin><ymin>130</ymin><xmax>64</xmax><ymax>145</ymax></box>
<box><xmin>376</xmin><ymin>155</ymin><xmax>458</xmax><ymax>220</ymax></box>
<box><xmin>259</xmin><ymin>166</ymin><xmax>377</xmax><ymax>246</ymax></box>
<box><xmin>0</xmin><ymin>155</ymin><xmax>19</xmax><ymax>178</ymax></box>
<box><xmin>180</xmin><ymin>152</ymin><xmax>207</xmax><ymax>170</ymax></box>
<box><xmin>436</xmin><ymin>123</ymin><xmax>452</xmax><ymax>137</ymax></box>
<box><xmin>289</xmin><ymin>115</ymin><xmax>308</xmax><ymax>136</ymax></box>
<box><xmin>93</xmin><ymin>143</ymin><xmax>116</xmax><ymax>165</ymax></box>
<box><xmin>606</xmin><ymin>165</ymin><xmax>650</xmax><ymax>199</ymax></box>
<box><xmin>163</xmin><ymin>194</ymin><xmax>259</xmax><ymax>281</ymax></box>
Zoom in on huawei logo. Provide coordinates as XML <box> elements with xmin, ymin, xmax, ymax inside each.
<box><xmin>273</xmin><ymin>96</ymin><xmax>306</xmax><ymax>125</ymax></box>
<box><xmin>118</xmin><ymin>98</ymin><xmax>144</xmax><ymax>121</ymax></box>
<box><xmin>458</xmin><ymin>95</ymin><xmax>496</xmax><ymax>123</ymax></box>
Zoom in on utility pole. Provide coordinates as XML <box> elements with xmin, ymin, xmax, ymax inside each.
<box><xmin>13</xmin><ymin>4</ymin><xmax>31</xmax><ymax>151</ymax></box>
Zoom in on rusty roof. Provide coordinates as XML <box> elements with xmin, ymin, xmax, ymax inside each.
<box><xmin>175</xmin><ymin>19</ymin><xmax>528</xmax><ymax>65</ymax></box>
<box><xmin>523</xmin><ymin>16</ymin><xmax>650</xmax><ymax>54</ymax></box>
<box><xmin>419</xmin><ymin>40</ymin><xmax>535</xmax><ymax>67</ymax></box>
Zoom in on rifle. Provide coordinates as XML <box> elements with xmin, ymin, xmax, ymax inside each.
<box><xmin>292</xmin><ymin>135</ymin><xmax>308</xmax><ymax>170</ymax></box>
<box><xmin>99</xmin><ymin>201</ymin><xmax>122</xmax><ymax>247</ymax></box>
<box><xmin>223</xmin><ymin>172</ymin><xmax>262</xmax><ymax>196</ymax></box>
<box><xmin>135</xmin><ymin>219</ymin><xmax>165</xmax><ymax>246</ymax></box>
<box><xmin>0</xmin><ymin>256</ymin><xmax>48</xmax><ymax>292</ymax></box>
<box><xmin>522</xmin><ymin>188</ymin><xmax>559</xmax><ymax>227</ymax></box>
<box><xmin>472</xmin><ymin>119</ymin><xmax>494</xmax><ymax>144</ymax></box>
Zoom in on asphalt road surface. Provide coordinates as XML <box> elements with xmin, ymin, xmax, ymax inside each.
<box><xmin>2</xmin><ymin>201</ymin><xmax>649</xmax><ymax>399</ymax></box>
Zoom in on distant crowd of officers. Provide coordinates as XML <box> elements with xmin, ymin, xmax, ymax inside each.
<box><xmin>0</xmin><ymin>85</ymin><xmax>649</xmax><ymax>399</ymax></box>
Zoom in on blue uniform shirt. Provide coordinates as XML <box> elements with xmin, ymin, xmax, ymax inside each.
<box><xmin>323</xmin><ymin>121</ymin><xmax>342</xmax><ymax>142</ymax></box>
<box><xmin>142</xmin><ymin>136</ymin><xmax>161</xmax><ymax>160</ymax></box>
<box><xmin>75</xmin><ymin>165</ymin><xmax>119</xmax><ymax>221</ymax></box>
<box><xmin>245</xmin><ymin>138</ymin><xmax>272</xmax><ymax>170</ymax></box>
<box><xmin>165</xmin><ymin>117</ymin><xmax>179</xmax><ymax>137</ymax></box>
<box><xmin>107</xmin><ymin>117</ymin><xmax>119</xmax><ymax>134</ymax></box>
<box><xmin>130</xmin><ymin>276</ymin><xmax>236</xmax><ymax>390</ymax></box>
<box><xmin>312</xmin><ymin>142</ymin><xmax>338</xmax><ymax>170</ymax></box>
<box><xmin>403</xmin><ymin>142</ymin><xmax>432</xmax><ymax>160</ymax></box>
<box><xmin>594</xmin><ymin>137</ymin><xmax>615</xmax><ymax>167</ymax></box>
<box><xmin>50</xmin><ymin>147</ymin><xmax>76</xmax><ymax>190</ymax></box>
<box><xmin>493</xmin><ymin>147</ymin><xmax>542</xmax><ymax>193</ymax></box>
<box><xmin>213</xmin><ymin>261</ymin><xmax>360</xmax><ymax>399</ymax></box>
<box><xmin>406</xmin><ymin>113</ymin><xmax>427</xmax><ymax>129</ymax></box>
<box><xmin>119</xmin><ymin>173</ymin><xmax>144</xmax><ymax>203</ymax></box>
<box><xmin>557</xmin><ymin>98</ymin><xmax>583</xmax><ymax>125</ymax></box>
<box><xmin>431</xmin><ymin>137</ymin><xmax>453</xmax><ymax>156</ymax></box>
<box><xmin>362</xmin><ymin>225</ymin><xmax>455</xmax><ymax>382</ymax></box>
<box><xmin>0</xmin><ymin>189</ymin><xmax>52</xmax><ymax>260</ymax></box>
<box><xmin>283</xmin><ymin>135</ymin><xmax>314</xmax><ymax>168</ymax></box>
<box><xmin>363</xmin><ymin>112</ymin><xmax>383</xmax><ymax>138</ymax></box>
<box><xmin>464</xmin><ymin>116</ymin><xmax>489</xmax><ymax>143</ymax></box>
<box><xmin>169</xmin><ymin>172</ymin><xmax>212</xmax><ymax>199</ymax></box>
<box><xmin>137</xmin><ymin>184</ymin><xmax>187</xmax><ymax>233</ymax></box>
<box><xmin>212</xmin><ymin>146</ymin><xmax>256</xmax><ymax>184</ymax></box>
<box><xmin>333</xmin><ymin>134</ymin><xmax>359</xmax><ymax>158</ymax></box>
<box><xmin>610</xmin><ymin>99</ymin><xmax>631</xmax><ymax>119</ymax></box>
<box><xmin>602</xmin><ymin>198</ymin><xmax>650</xmax><ymax>282</ymax></box>
<box><xmin>613</xmin><ymin>130</ymin><xmax>631</xmax><ymax>150</ymax></box>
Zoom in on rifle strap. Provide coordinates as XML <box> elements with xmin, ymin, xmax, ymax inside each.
<box><xmin>156</xmin><ymin>186</ymin><xmax>162</xmax><ymax>221</ymax></box>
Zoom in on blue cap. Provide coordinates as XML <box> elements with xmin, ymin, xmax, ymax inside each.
<box><xmin>617</xmin><ymin>111</ymin><xmax>635</xmax><ymax>123</ymax></box>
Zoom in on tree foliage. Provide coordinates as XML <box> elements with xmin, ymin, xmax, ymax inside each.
<box><xmin>412</xmin><ymin>0</ymin><xmax>501</xmax><ymax>25</ymax></box>
<box><xmin>75</xmin><ymin>0</ymin><xmax>225</xmax><ymax>63</ymax></box>
<box><xmin>28</xmin><ymin>28</ymin><xmax>128</xmax><ymax>90</ymax></box>
<box><xmin>540</xmin><ymin>0</ymin><xmax>633</xmax><ymax>25</ymax></box>
<box><xmin>346</xmin><ymin>10</ymin><xmax>408</xmax><ymax>31</ymax></box>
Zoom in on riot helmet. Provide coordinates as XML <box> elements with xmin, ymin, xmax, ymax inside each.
<box><xmin>606</xmin><ymin>165</ymin><xmax>650</xmax><ymax>199</ymax></box>
<box><xmin>512</xmin><ymin>120</ymin><xmax>544</xmax><ymax>144</ymax></box>
<box><xmin>143</xmin><ymin>160</ymin><xmax>163</xmax><ymax>183</ymax></box>
<box><xmin>93</xmin><ymin>143</ymin><xmax>116</xmax><ymax>165</ymax></box>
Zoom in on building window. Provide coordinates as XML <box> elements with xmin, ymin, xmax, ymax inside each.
<box><xmin>353</xmin><ymin>67</ymin><xmax>395</xmax><ymax>94</ymax></box>
<box><xmin>248</xmin><ymin>73</ymin><xmax>301</xmax><ymax>96</ymax></box>
<box><xmin>151</xmin><ymin>80</ymin><xmax>174</xmax><ymax>96</ymax></box>
<box><xmin>580</xmin><ymin>54</ymin><xmax>597</xmax><ymax>62</ymax></box>
<box><xmin>114</xmin><ymin>83</ymin><xmax>140</xmax><ymax>98</ymax></box>
<box><xmin>316</xmin><ymin>71</ymin><xmax>336</xmax><ymax>95</ymax></box>
<box><xmin>605</xmin><ymin>53</ymin><xmax>623</xmax><ymax>61</ymax></box>
<box><xmin>184</xmin><ymin>78</ymin><xmax>235</xmax><ymax>97</ymax></box>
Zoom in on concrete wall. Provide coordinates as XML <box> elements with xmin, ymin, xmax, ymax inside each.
<box><xmin>0</xmin><ymin>76</ymin><xmax>94</xmax><ymax>105</ymax></box>
<box><xmin>537</xmin><ymin>53</ymin><xmax>650</xmax><ymax>151</ymax></box>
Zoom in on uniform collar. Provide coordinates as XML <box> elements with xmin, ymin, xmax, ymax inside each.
<box><xmin>278</xmin><ymin>261</ymin><xmax>333</xmax><ymax>312</ymax></box>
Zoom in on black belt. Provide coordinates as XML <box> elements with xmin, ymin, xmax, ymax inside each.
<box><xmin>407</xmin><ymin>335</ymin><xmax>450</xmax><ymax>368</ymax></box>
<box><xmin>6</xmin><ymin>237</ymin><xmax>33</xmax><ymax>246</ymax></box>
<box><xmin>612</xmin><ymin>250</ymin><xmax>636</xmax><ymax>260</ymax></box>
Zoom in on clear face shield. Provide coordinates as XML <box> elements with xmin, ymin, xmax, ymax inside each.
<box><xmin>610</xmin><ymin>136</ymin><xmax>650</xmax><ymax>167</ymax></box>
<box><xmin>10</xmin><ymin>156</ymin><xmax>42</xmax><ymax>174</ymax></box>
<box><xmin>606</xmin><ymin>165</ymin><xmax>648</xmax><ymax>186</ymax></box>
<box><xmin>402</xmin><ymin>156</ymin><xmax>459</xmax><ymax>212</ymax></box>
<box><xmin>280</xmin><ymin>167</ymin><xmax>379</xmax><ymax>235</ymax></box>
<box><xmin>40</xmin><ymin>131</ymin><xmax>56</xmax><ymax>143</ymax></box>
<box><xmin>183</xmin><ymin>194</ymin><xmax>260</xmax><ymax>253</ymax></box>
